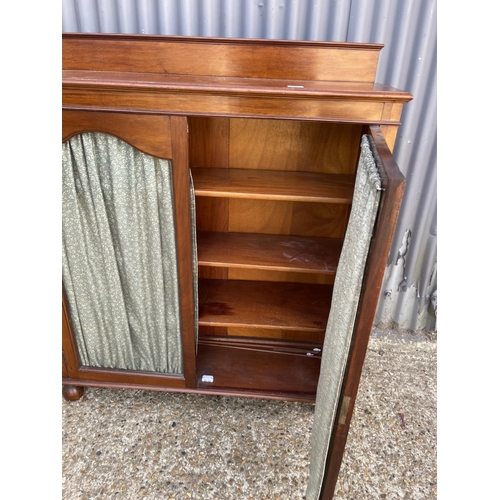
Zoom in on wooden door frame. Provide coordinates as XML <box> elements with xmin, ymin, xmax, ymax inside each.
<box><xmin>62</xmin><ymin>110</ymin><xmax>197</xmax><ymax>396</ymax></box>
<box><xmin>318</xmin><ymin>124</ymin><xmax>405</xmax><ymax>498</ymax></box>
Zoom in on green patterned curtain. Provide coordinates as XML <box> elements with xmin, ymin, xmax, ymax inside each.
<box><xmin>62</xmin><ymin>132</ymin><xmax>187</xmax><ymax>374</ymax></box>
<box><xmin>306</xmin><ymin>135</ymin><xmax>382</xmax><ymax>499</ymax></box>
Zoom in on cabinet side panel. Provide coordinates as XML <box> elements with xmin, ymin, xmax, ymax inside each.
<box><xmin>189</xmin><ymin>117</ymin><xmax>230</xmax><ymax>168</ymax></box>
<box><xmin>379</xmin><ymin>125</ymin><xmax>399</xmax><ymax>152</ymax></box>
<box><xmin>190</xmin><ymin>117</ymin><xmax>230</xmax><ymax>285</ymax></box>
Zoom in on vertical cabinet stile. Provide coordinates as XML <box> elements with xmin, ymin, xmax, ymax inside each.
<box><xmin>170</xmin><ymin>115</ymin><xmax>197</xmax><ymax>388</ymax></box>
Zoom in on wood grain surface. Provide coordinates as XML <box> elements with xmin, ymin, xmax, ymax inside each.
<box><xmin>198</xmin><ymin>279</ymin><xmax>332</xmax><ymax>332</ymax></box>
<box><xmin>63</xmin><ymin>34</ymin><xmax>382</xmax><ymax>83</ymax></box>
<box><xmin>229</xmin><ymin>119</ymin><xmax>362</xmax><ymax>174</ymax></box>
<box><xmin>62</xmin><ymin>111</ymin><xmax>173</xmax><ymax>158</ymax></box>
<box><xmin>192</xmin><ymin>167</ymin><xmax>354</xmax><ymax>203</ymax></box>
<box><xmin>227</xmin><ymin>199</ymin><xmax>350</xmax><ymax>238</ymax></box>
<box><xmin>197</xmin><ymin>231</ymin><xmax>342</xmax><ymax>274</ymax></box>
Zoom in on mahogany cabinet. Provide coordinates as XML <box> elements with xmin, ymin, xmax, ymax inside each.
<box><xmin>62</xmin><ymin>34</ymin><xmax>412</xmax><ymax>498</ymax></box>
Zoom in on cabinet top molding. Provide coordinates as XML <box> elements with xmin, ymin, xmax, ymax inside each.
<box><xmin>63</xmin><ymin>34</ymin><xmax>412</xmax><ymax>123</ymax></box>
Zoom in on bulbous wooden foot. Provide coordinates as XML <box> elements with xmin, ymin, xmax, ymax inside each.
<box><xmin>62</xmin><ymin>385</ymin><xmax>85</xmax><ymax>401</ymax></box>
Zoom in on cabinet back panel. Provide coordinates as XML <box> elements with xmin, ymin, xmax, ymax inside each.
<box><xmin>199</xmin><ymin>326</ymin><xmax>325</xmax><ymax>342</ymax></box>
<box><xmin>227</xmin><ymin>327</ymin><xmax>325</xmax><ymax>343</ymax></box>
<box><xmin>229</xmin><ymin>119</ymin><xmax>362</xmax><ymax>174</ymax></box>
<box><xmin>228</xmin><ymin>199</ymin><xmax>349</xmax><ymax>238</ymax></box>
<box><xmin>195</xmin><ymin>197</ymin><xmax>229</xmax><ymax>232</ymax></box>
<box><xmin>227</xmin><ymin>268</ymin><xmax>335</xmax><ymax>285</ymax></box>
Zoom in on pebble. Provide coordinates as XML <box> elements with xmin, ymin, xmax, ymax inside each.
<box><xmin>62</xmin><ymin>335</ymin><xmax>436</xmax><ymax>499</ymax></box>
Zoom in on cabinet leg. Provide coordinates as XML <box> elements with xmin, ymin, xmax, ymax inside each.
<box><xmin>62</xmin><ymin>385</ymin><xmax>85</xmax><ymax>401</ymax></box>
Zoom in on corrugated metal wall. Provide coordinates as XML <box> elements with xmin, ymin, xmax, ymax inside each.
<box><xmin>62</xmin><ymin>0</ymin><xmax>437</xmax><ymax>333</ymax></box>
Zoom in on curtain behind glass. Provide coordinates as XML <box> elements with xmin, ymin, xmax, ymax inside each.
<box><xmin>306</xmin><ymin>135</ymin><xmax>382</xmax><ymax>499</ymax></box>
<box><xmin>62</xmin><ymin>132</ymin><xmax>184</xmax><ymax>374</ymax></box>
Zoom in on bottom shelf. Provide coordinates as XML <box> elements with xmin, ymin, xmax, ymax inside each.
<box><xmin>196</xmin><ymin>338</ymin><xmax>321</xmax><ymax>401</ymax></box>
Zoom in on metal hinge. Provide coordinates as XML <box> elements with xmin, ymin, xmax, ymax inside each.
<box><xmin>338</xmin><ymin>396</ymin><xmax>351</xmax><ymax>425</ymax></box>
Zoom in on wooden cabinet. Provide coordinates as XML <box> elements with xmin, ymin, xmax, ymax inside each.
<box><xmin>62</xmin><ymin>34</ymin><xmax>412</xmax><ymax>498</ymax></box>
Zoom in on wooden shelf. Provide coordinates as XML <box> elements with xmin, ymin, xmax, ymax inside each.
<box><xmin>198</xmin><ymin>278</ymin><xmax>332</xmax><ymax>331</ymax></box>
<box><xmin>192</xmin><ymin>167</ymin><xmax>354</xmax><ymax>203</ymax></box>
<box><xmin>196</xmin><ymin>341</ymin><xmax>320</xmax><ymax>398</ymax></box>
<box><xmin>199</xmin><ymin>336</ymin><xmax>323</xmax><ymax>358</ymax></box>
<box><xmin>197</xmin><ymin>231</ymin><xmax>343</xmax><ymax>274</ymax></box>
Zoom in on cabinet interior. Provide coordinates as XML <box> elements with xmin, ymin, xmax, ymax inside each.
<box><xmin>189</xmin><ymin>116</ymin><xmax>363</xmax><ymax>400</ymax></box>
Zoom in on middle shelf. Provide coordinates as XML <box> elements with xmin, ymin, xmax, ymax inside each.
<box><xmin>197</xmin><ymin>231</ymin><xmax>343</xmax><ymax>274</ymax></box>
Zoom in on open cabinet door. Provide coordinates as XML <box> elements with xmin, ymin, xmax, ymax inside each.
<box><xmin>307</xmin><ymin>126</ymin><xmax>405</xmax><ymax>499</ymax></box>
<box><xmin>62</xmin><ymin>112</ymin><xmax>197</xmax><ymax>399</ymax></box>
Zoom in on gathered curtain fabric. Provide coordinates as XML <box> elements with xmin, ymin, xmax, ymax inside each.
<box><xmin>62</xmin><ymin>132</ymin><xmax>190</xmax><ymax>375</ymax></box>
<box><xmin>306</xmin><ymin>135</ymin><xmax>382</xmax><ymax>499</ymax></box>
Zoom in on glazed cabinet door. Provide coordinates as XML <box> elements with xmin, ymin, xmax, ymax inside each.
<box><xmin>62</xmin><ymin>111</ymin><xmax>197</xmax><ymax>399</ymax></box>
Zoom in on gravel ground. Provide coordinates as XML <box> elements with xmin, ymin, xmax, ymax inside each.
<box><xmin>62</xmin><ymin>334</ymin><xmax>436</xmax><ymax>499</ymax></box>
